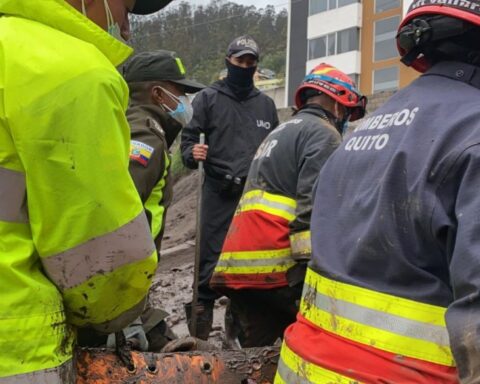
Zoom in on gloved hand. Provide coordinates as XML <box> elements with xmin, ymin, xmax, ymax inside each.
<box><xmin>106</xmin><ymin>317</ymin><xmax>149</xmax><ymax>352</ymax></box>
<box><xmin>160</xmin><ymin>336</ymin><xmax>217</xmax><ymax>353</ymax></box>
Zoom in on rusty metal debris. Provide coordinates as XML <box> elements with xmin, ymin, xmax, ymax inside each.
<box><xmin>76</xmin><ymin>346</ymin><xmax>279</xmax><ymax>383</ymax></box>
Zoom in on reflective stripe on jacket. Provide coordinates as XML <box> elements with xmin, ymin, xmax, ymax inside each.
<box><xmin>0</xmin><ymin>0</ymin><xmax>156</xmax><ymax>379</ymax></box>
<box><xmin>127</xmin><ymin>104</ymin><xmax>177</xmax><ymax>250</ymax></box>
<box><xmin>275</xmin><ymin>268</ymin><xmax>458</xmax><ymax>384</ymax></box>
<box><xmin>211</xmin><ymin>107</ymin><xmax>341</xmax><ymax>291</ymax></box>
<box><xmin>276</xmin><ymin>62</ymin><xmax>480</xmax><ymax>383</ymax></box>
<box><xmin>212</xmin><ymin>189</ymin><xmax>297</xmax><ymax>289</ymax></box>
<box><xmin>144</xmin><ymin>151</ymin><xmax>170</xmax><ymax>243</ymax></box>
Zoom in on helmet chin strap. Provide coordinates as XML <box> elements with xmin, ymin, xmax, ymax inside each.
<box><xmin>334</xmin><ymin>101</ymin><xmax>345</xmax><ymax>121</ymax></box>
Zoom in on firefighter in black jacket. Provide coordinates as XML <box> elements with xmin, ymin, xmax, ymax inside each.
<box><xmin>276</xmin><ymin>3</ymin><xmax>480</xmax><ymax>383</ymax></box>
<box><xmin>210</xmin><ymin>63</ymin><xmax>367</xmax><ymax>347</ymax></box>
<box><xmin>181</xmin><ymin>35</ymin><xmax>279</xmax><ymax>339</ymax></box>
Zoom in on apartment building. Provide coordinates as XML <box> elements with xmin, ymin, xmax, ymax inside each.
<box><xmin>285</xmin><ymin>0</ymin><xmax>418</xmax><ymax>106</ymax></box>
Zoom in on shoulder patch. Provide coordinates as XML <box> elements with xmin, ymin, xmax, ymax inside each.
<box><xmin>130</xmin><ymin>140</ymin><xmax>155</xmax><ymax>167</ymax></box>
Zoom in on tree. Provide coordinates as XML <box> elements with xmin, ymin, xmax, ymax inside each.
<box><xmin>129</xmin><ymin>1</ymin><xmax>288</xmax><ymax>85</ymax></box>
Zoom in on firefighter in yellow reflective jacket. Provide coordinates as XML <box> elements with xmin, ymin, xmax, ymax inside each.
<box><xmin>0</xmin><ymin>0</ymin><xmax>171</xmax><ymax>382</ymax></box>
<box><xmin>211</xmin><ymin>64</ymin><xmax>367</xmax><ymax>347</ymax></box>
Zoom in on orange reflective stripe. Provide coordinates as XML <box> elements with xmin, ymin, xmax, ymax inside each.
<box><xmin>42</xmin><ymin>212</ymin><xmax>155</xmax><ymax>290</ymax></box>
<box><xmin>300</xmin><ymin>268</ymin><xmax>454</xmax><ymax>366</ymax></box>
<box><xmin>0</xmin><ymin>166</ymin><xmax>28</xmax><ymax>223</ymax></box>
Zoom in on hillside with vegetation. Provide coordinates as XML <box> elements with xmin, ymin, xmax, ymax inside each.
<box><xmin>129</xmin><ymin>0</ymin><xmax>288</xmax><ymax>85</ymax></box>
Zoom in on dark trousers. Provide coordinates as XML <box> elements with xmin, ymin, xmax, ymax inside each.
<box><xmin>226</xmin><ymin>284</ymin><xmax>303</xmax><ymax>348</ymax></box>
<box><xmin>198</xmin><ymin>176</ymin><xmax>241</xmax><ymax>303</ymax></box>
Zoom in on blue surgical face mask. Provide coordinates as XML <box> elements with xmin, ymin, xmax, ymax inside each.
<box><xmin>334</xmin><ymin>102</ymin><xmax>350</xmax><ymax>135</ymax></box>
<box><xmin>159</xmin><ymin>88</ymin><xmax>193</xmax><ymax>127</ymax></box>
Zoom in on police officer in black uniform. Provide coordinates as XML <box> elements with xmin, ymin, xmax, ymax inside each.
<box><xmin>181</xmin><ymin>36</ymin><xmax>279</xmax><ymax>339</ymax></box>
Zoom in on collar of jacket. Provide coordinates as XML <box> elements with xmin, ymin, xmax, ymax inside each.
<box><xmin>297</xmin><ymin>104</ymin><xmax>340</xmax><ymax>134</ymax></box>
<box><xmin>210</xmin><ymin>79</ymin><xmax>261</xmax><ymax>101</ymax></box>
<box><xmin>127</xmin><ymin>103</ymin><xmax>182</xmax><ymax>148</ymax></box>
<box><xmin>422</xmin><ymin>61</ymin><xmax>480</xmax><ymax>91</ymax></box>
<box><xmin>297</xmin><ymin>104</ymin><xmax>331</xmax><ymax>123</ymax></box>
<box><xmin>0</xmin><ymin>0</ymin><xmax>132</xmax><ymax>67</ymax></box>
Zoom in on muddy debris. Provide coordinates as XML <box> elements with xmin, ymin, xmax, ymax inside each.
<box><xmin>147</xmin><ymin>173</ymin><xmax>228</xmax><ymax>349</ymax></box>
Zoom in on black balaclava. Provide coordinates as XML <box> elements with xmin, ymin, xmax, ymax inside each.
<box><xmin>224</xmin><ymin>58</ymin><xmax>257</xmax><ymax>100</ymax></box>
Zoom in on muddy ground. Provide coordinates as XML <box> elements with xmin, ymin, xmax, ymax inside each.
<box><xmin>148</xmin><ymin>171</ymin><xmax>228</xmax><ymax>348</ymax></box>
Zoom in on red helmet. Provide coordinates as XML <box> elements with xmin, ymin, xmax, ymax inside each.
<box><xmin>397</xmin><ymin>1</ymin><xmax>480</xmax><ymax>73</ymax></box>
<box><xmin>295</xmin><ymin>63</ymin><xmax>367</xmax><ymax>122</ymax></box>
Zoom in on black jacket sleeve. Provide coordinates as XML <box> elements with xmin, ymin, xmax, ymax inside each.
<box><xmin>442</xmin><ymin>145</ymin><xmax>480</xmax><ymax>381</ymax></box>
<box><xmin>180</xmin><ymin>91</ymin><xmax>209</xmax><ymax>169</ymax></box>
<box><xmin>129</xmin><ymin>129</ymin><xmax>166</xmax><ymax>203</ymax></box>
<box><xmin>290</xmin><ymin>123</ymin><xmax>341</xmax><ymax>235</ymax></box>
<box><xmin>271</xmin><ymin>99</ymin><xmax>280</xmax><ymax>131</ymax></box>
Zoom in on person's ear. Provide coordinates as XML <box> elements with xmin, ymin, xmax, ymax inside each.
<box><xmin>151</xmin><ymin>86</ymin><xmax>165</xmax><ymax>105</ymax></box>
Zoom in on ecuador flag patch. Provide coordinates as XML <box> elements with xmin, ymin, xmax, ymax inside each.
<box><xmin>130</xmin><ymin>140</ymin><xmax>154</xmax><ymax>167</ymax></box>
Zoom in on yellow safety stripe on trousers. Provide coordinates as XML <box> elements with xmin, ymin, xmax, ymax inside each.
<box><xmin>274</xmin><ymin>341</ymin><xmax>362</xmax><ymax>384</ymax></box>
<box><xmin>237</xmin><ymin>189</ymin><xmax>296</xmax><ymax>222</ymax></box>
<box><xmin>300</xmin><ymin>269</ymin><xmax>454</xmax><ymax>366</ymax></box>
<box><xmin>215</xmin><ymin>248</ymin><xmax>296</xmax><ymax>274</ymax></box>
<box><xmin>0</xmin><ymin>166</ymin><xmax>28</xmax><ymax>223</ymax></box>
<box><xmin>290</xmin><ymin>230</ymin><xmax>311</xmax><ymax>258</ymax></box>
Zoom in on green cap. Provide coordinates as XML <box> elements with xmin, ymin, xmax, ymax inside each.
<box><xmin>123</xmin><ymin>50</ymin><xmax>205</xmax><ymax>93</ymax></box>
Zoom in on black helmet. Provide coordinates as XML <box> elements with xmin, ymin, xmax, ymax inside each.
<box><xmin>131</xmin><ymin>0</ymin><xmax>173</xmax><ymax>15</ymax></box>
<box><xmin>397</xmin><ymin>1</ymin><xmax>480</xmax><ymax>72</ymax></box>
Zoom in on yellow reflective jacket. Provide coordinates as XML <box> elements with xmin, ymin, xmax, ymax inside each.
<box><xmin>0</xmin><ymin>0</ymin><xmax>157</xmax><ymax>379</ymax></box>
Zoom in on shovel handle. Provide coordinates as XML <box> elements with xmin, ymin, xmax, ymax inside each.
<box><xmin>191</xmin><ymin>133</ymin><xmax>205</xmax><ymax>337</ymax></box>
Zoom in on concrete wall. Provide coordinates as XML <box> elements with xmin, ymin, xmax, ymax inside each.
<box><xmin>263</xmin><ymin>86</ymin><xmax>286</xmax><ymax>109</ymax></box>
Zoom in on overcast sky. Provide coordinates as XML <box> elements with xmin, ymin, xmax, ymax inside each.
<box><xmin>167</xmin><ymin>0</ymin><xmax>288</xmax><ymax>11</ymax></box>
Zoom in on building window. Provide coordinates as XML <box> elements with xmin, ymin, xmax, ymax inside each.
<box><xmin>337</xmin><ymin>28</ymin><xmax>358</xmax><ymax>54</ymax></box>
<box><xmin>309</xmin><ymin>0</ymin><xmax>327</xmax><ymax>15</ymax></box>
<box><xmin>338</xmin><ymin>0</ymin><xmax>358</xmax><ymax>6</ymax></box>
<box><xmin>308</xmin><ymin>36</ymin><xmax>326</xmax><ymax>60</ymax></box>
<box><xmin>308</xmin><ymin>27</ymin><xmax>359</xmax><ymax>60</ymax></box>
<box><xmin>374</xmin><ymin>16</ymin><xmax>400</xmax><ymax>61</ymax></box>
<box><xmin>375</xmin><ymin>0</ymin><xmax>400</xmax><ymax>13</ymax></box>
<box><xmin>327</xmin><ymin>33</ymin><xmax>336</xmax><ymax>56</ymax></box>
<box><xmin>373</xmin><ymin>66</ymin><xmax>399</xmax><ymax>92</ymax></box>
<box><xmin>348</xmin><ymin>73</ymin><xmax>360</xmax><ymax>88</ymax></box>
<box><xmin>309</xmin><ymin>0</ymin><xmax>359</xmax><ymax>16</ymax></box>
